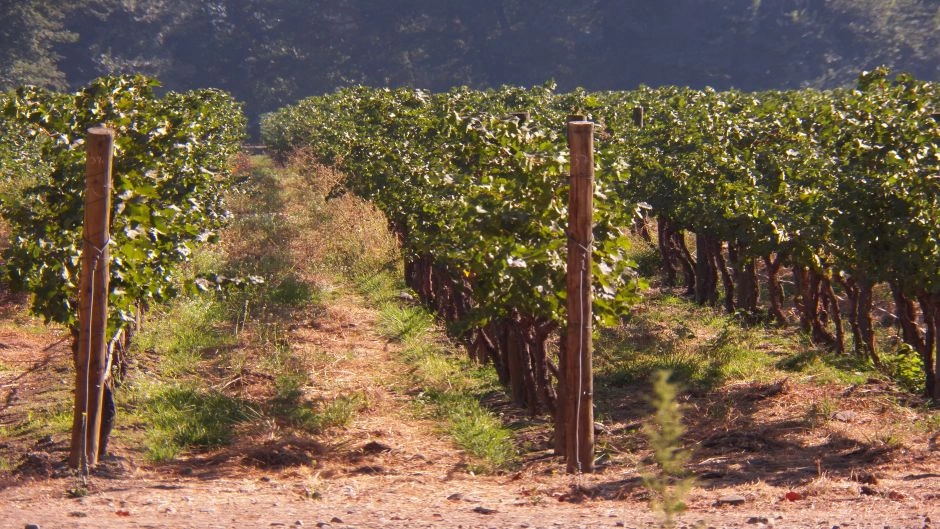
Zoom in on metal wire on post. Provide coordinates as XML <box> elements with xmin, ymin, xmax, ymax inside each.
<box><xmin>565</xmin><ymin>120</ymin><xmax>595</xmax><ymax>476</ymax></box>
<box><xmin>71</xmin><ymin>127</ymin><xmax>114</xmax><ymax>474</ymax></box>
<box><xmin>573</xmin><ymin>238</ymin><xmax>592</xmax><ymax>478</ymax></box>
<box><xmin>78</xmin><ymin>241</ymin><xmax>108</xmax><ymax>484</ymax></box>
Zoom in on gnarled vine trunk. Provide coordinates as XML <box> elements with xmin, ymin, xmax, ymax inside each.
<box><xmin>694</xmin><ymin>232</ymin><xmax>718</xmax><ymax>306</ymax></box>
<box><xmin>794</xmin><ymin>266</ymin><xmax>837</xmax><ymax>350</ymax></box>
<box><xmin>820</xmin><ymin>276</ymin><xmax>845</xmax><ymax>354</ymax></box>
<box><xmin>836</xmin><ymin>275</ymin><xmax>864</xmax><ymax>358</ymax></box>
<box><xmin>657</xmin><ymin>218</ymin><xmax>679</xmax><ymax>287</ymax></box>
<box><xmin>857</xmin><ymin>278</ymin><xmax>880</xmax><ymax>367</ymax></box>
<box><xmin>917</xmin><ymin>292</ymin><xmax>938</xmax><ymax>399</ymax></box>
<box><xmin>733</xmin><ymin>245</ymin><xmax>759</xmax><ymax>315</ymax></box>
<box><xmin>764</xmin><ymin>255</ymin><xmax>787</xmax><ymax>326</ymax></box>
<box><xmin>712</xmin><ymin>239</ymin><xmax>734</xmax><ymax>314</ymax></box>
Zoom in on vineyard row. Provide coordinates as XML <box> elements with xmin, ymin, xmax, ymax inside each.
<box><xmin>261</xmin><ymin>68</ymin><xmax>940</xmax><ymax>409</ymax></box>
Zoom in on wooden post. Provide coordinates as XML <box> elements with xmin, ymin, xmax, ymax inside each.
<box><xmin>564</xmin><ymin>121</ymin><xmax>595</xmax><ymax>473</ymax></box>
<box><xmin>555</xmin><ymin>115</ymin><xmax>587</xmax><ymax>455</ymax></box>
<box><xmin>69</xmin><ymin>127</ymin><xmax>114</xmax><ymax>470</ymax></box>
<box><xmin>633</xmin><ymin>106</ymin><xmax>644</xmax><ymax>128</ymax></box>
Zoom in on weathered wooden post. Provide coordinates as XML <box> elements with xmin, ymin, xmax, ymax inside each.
<box><xmin>555</xmin><ymin>114</ymin><xmax>588</xmax><ymax>456</ymax></box>
<box><xmin>70</xmin><ymin>127</ymin><xmax>114</xmax><ymax>470</ymax></box>
<box><xmin>564</xmin><ymin>120</ymin><xmax>595</xmax><ymax>473</ymax></box>
<box><xmin>631</xmin><ymin>106</ymin><xmax>654</xmax><ymax>242</ymax></box>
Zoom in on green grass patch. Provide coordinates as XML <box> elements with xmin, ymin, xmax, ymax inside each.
<box><xmin>417</xmin><ymin>389</ymin><xmax>517</xmax><ymax>474</ymax></box>
<box><xmin>369</xmin><ymin>282</ymin><xmax>517</xmax><ymax>474</ymax></box>
<box><xmin>776</xmin><ymin>350</ymin><xmax>873</xmax><ymax>385</ymax></box>
<box><xmin>355</xmin><ymin>270</ymin><xmax>401</xmax><ymax>304</ymax></box>
<box><xmin>598</xmin><ymin>316</ymin><xmax>779</xmax><ymax>391</ymax></box>
<box><xmin>623</xmin><ymin>234</ymin><xmax>663</xmax><ymax>279</ymax></box>
<box><xmin>377</xmin><ymin>302</ymin><xmax>435</xmax><ymax>344</ymax></box>
<box><xmin>915</xmin><ymin>412</ymin><xmax>940</xmax><ymax>434</ymax></box>
<box><xmin>4</xmin><ymin>399</ymin><xmax>73</xmax><ymax>438</ymax></box>
<box><xmin>283</xmin><ymin>393</ymin><xmax>368</xmax><ymax>432</ymax></box>
<box><xmin>803</xmin><ymin>396</ymin><xmax>838</xmax><ymax>427</ymax></box>
<box><xmin>267</xmin><ymin>274</ymin><xmax>319</xmax><ymax>306</ymax></box>
<box><xmin>134</xmin><ymin>296</ymin><xmax>232</xmax><ymax>377</ymax></box>
<box><xmin>132</xmin><ymin>381</ymin><xmax>252</xmax><ymax>462</ymax></box>
<box><xmin>597</xmin><ymin>292</ymin><xmax>879</xmax><ymax>393</ymax></box>
<box><xmin>268</xmin><ymin>367</ymin><xmax>368</xmax><ymax>433</ymax></box>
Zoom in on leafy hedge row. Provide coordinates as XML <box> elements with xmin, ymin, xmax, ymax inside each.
<box><xmin>264</xmin><ymin>84</ymin><xmax>643</xmax><ymax>416</ymax></box>
<box><xmin>262</xmin><ymin>69</ymin><xmax>939</xmax><ymax>399</ymax></box>
<box><xmin>0</xmin><ymin>75</ymin><xmax>246</xmax><ymax>339</ymax></box>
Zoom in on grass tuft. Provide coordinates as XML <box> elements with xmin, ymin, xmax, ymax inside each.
<box><xmin>377</xmin><ymin>302</ymin><xmax>434</xmax><ymax>343</ymax></box>
<box><xmin>134</xmin><ymin>296</ymin><xmax>232</xmax><ymax>378</ymax></box>
<box><xmin>420</xmin><ymin>389</ymin><xmax>517</xmax><ymax>473</ymax></box>
<box><xmin>370</xmin><ymin>281</ymin><xmax>517</xmax><ymax>474</ymax></box>
<box><xmin>134</xmin><ymin>382</ymin><xmax>252</xmax><ymax>462</ymax></box>
<box><xmin>597</xmin><ymin>291</ymin><xmax>880</xmax><ymax>394</ymax></box>
<box><xmin>776</xmin><ymin>350</ymin><xmax>872</xmax><ymax>386</ymax></box>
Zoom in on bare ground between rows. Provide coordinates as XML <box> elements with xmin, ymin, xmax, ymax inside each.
<box><xmin>0</xmin><ymin>292</ymin><xmax>937</xmax><ymax>528</ymax></box>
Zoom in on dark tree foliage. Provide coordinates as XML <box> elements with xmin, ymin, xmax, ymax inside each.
<box><xmin>2</xmin><ymin>0</ymin><xmax>939</xmax><ymax>129</ymax></box>
<box><xmin>0</xmin><ymin>0</ymin><xmax>78</xmax><ymax>90</ymax></box>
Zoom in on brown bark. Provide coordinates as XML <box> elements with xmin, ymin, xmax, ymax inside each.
<box><xmin>429</xmin><ymin>264</ymin><xmax>451</xmax><ymax>319</ymax></box>
<box><xmin>633</xmin><ymin>213</ymin><xmax>652</xmax><ymax>243</ymax></box>
<box><xmin>857</xmin><ymin>279</ymin><xmax>880</xmax><ymax>367</ymax></box>
<box><xmin>836</xmin><ymin>276</ymin><xmax>864</xmax><ymax>357</ymax></box>
<box><xmin>657</xmin><ymin>218</ymin><xmax>678</xmax><ymax>287</ymax></box>
<box><xmin>764</xmin><ymin>255</ymin><xmax>786</xmax><ymax>326</ymax></box>
<box><xmin>808</xmin><ymin>270</ymin><xmax>837</xmax><ymax>348</ymax></box>
<box><xmin>468</xmin><ymin>330</ymin><xmax>489</xmax><ymax>364</ymax></box>
<box><xmin>694</xmin><ymin>233</ymin><xmax>717</xmax><ymax>306</ymax></box>
<box><xmin>407</xmin><ymin>255</ymin><xmax>434</xmax><ymax>305</ymax></box>
<box><xmin>672</xmin><ymin>230</ymin><xmax>696</xmax><ymax>296</ymax></box>
<box><xmin>793</xmin><ymin>266</ymin><xmax>812</xmax><ymax>333</ymax></box>
<box><xmin>892</xmin><ymin>282</ymin><xmax>927</xmax><ymax>359</ymax></box>
<box><xmin>917</xmin><ymin>293</ymin><xmax>938</xmax><ymax>400</ymax></box>
<box><xmin>564</xmin><ymin>121</ymin><xmax>595</xmax><ymax>473</ymax></box>
<box><xmin>711</xmin><ymin>239</ymin><xmax>734</xmax><ymax>313</ymax></box>
<box><xmin>531</xmin><ymin>319</ymin><xmax>558</xmax><ymax>416</ymax></box>
<box><xmin>516</xmin><ymin>315</ymin><xmax>557</xmax><ymax>416</ymax></box>
<box><xmin>504</xmin><ymin>319</ymin><xmax>528</xmax><ymax>409</ymax></box>
<box><xmin>821</xmin><ymin>276</ymin><xmax>845</xmax><ymax>354</ymax></box>
<box><xmin>484</xmin><ymin>321</ymin><xmax>509</xmax><ymax>385</ymax></box>
<box><xmin>793</xmin><ymin>266</ymin><xmax>837</xmax><ymax>349</ymax></box>
<box><xmin>554</xmin><ymin>330</ymin><xmax>567</xmax><ymax>455</ymax></box>
<box><xmin>736</xmin><ymin>252</ymin><xmax>760</xmax><ymax>314</ymax></box>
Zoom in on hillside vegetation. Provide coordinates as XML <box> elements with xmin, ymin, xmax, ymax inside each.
<box><xmin>3</xmin><ymin>0</ymin><xmax>939</xmax><ymax>126</ymax></box>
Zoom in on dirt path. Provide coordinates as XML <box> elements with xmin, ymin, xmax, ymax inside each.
<box><xmin>0</xmin><ymin>293</ymin><xmax>649</xmax><ymax>528</ymax></box>
<box><xmin>1</xmin><ymin>289</ymin><xmax>937</xmax><ymax>528</ymax></box>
